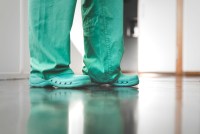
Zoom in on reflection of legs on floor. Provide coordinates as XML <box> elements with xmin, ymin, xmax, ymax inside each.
<box><xmin>28</xmin><ymin>86</ymin><xmax>138</xmax><ymax>134</ymax></box>
<box><xmin>28</xmin><ymin>88</ymin><xmax>69</xmax><ymax>134</ymax></box>
<box><xmin>84</xmin><ymin>86</ymin><xmax>138</xmax><ymax>134</ymax></box>
<box><xmin>28</xmin><ymin>88</ymin><xmax>86</xmax><ymax>134</ymax></box>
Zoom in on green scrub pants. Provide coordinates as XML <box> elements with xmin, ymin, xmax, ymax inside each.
<box><xmin>29</xmin><ymin>0</ymin><xmax>124</xmax><ymax>83</ymax></box>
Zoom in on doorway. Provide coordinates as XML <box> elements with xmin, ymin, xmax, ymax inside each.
<box><xmin>121</xmin><ymin>0</ymin><xmax>139</xmax><ymax>73</ymax></box>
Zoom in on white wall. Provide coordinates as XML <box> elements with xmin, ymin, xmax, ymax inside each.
<box><xmin>138</xmin><ymin>0</ymin><xmax>177</xmax><ymax>72</ymax></box>
<box><xmin>21</xmin><ymin>0</ymin><xmax>30</xmax><ymax>74</ymax></box>
<box><xmin>0</xmin><ymin>0</ymin><xmax>20</xmax><ymax>74</ymax></box>
<box><xmin>183</xmin><ymin>0</ymin><xmax>200</xmax><ymax>72</ymax></box>
<box><xmin>0</xmin><ymin>0</ymin><xmax>30</xmax><ymax>79</ymax></box>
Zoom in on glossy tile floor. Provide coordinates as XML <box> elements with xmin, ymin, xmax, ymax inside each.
<box><xmin>0</xmin><ymin>76</ymin><xmax>200</xmax><ymax>134</ymax></box>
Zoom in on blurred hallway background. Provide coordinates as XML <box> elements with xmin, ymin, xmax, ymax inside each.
<box><xmin>1</xmin><ymin>0</ymin><xmax>200</xmax><ymax>77</ymax></box>
<box><xmin>0</xmin><ymin>0</ymin><xmax>200</xmax><ymax>134</ymax></box>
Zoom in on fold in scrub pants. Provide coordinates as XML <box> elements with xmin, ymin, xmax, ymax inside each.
<box><xmin>28</xmin><ymin>0</ymin><xmax>124</xmax><ymax>83</ymax></box>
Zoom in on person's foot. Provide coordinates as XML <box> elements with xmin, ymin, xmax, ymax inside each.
<box><xmin>87</xmin><ymin>73</ymin><xmax>139</xmax><ymax>87</ymax></box>
<box><xmin>29</xmin><ymin>73</ymin><xmax>92</xmax><ymax>88</ymax></box>
<box><xmin>111</xmin><ymin>73</ymin><xmax>139</xmax><ymax>87</ymax></box>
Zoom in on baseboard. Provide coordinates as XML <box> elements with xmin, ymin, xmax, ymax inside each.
<box><xmin>0</xmin><ymin>73</ymin><xmax>29</xmax><ymax>80</ymax></box>
<box><xmin>138</xmin><ymin>72</ymin><xmax>200</xmax><ymax>77</ymax></box>
<box><xmin>183</xmin><ymin>72</ymin><xmax>200</xmax><ymax>76</ymax></box>
<box><xmin>122</xmin><ymin>70</ymin><xmax>138</xmax><ymax>74</ymax></box>
<box><xmin>1</xmin><ymin>71</ymin><xmax>200</xmax><ymax>80</ymax></box>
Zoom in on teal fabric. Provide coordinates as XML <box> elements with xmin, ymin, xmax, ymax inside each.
<box><xmin>111</xmin><ymin>73</ymin><xmax>139</xmax><ymax>87</ymax></box>
<box><xmin>28</xmin><ymin>0</ymin><xmax>124</xmax><ymax>83</ymax></box>
<box><xmin>81</xmin><ymin>0</ymin><xmax>124</xmax><ymax>83</ymax></box>
<box><xmin>29</xmin><ymin>73</ymin><xmax>91</xmax><ymax>88</ymax></box>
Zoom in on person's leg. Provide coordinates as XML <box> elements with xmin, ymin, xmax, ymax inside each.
<box><xmin>81</xmin><ymin>0</ymin><xmax>124</xmax><ymax>83</ymax></box>
<box><xmin>28</xmin><ymin>0</ymin><xmax>91</xmax><ymax>88</ymax></box>
<box><xmin>81</xmin><ymin>0</ymin><xmax>139</xmax><ymax>86</ymax></box>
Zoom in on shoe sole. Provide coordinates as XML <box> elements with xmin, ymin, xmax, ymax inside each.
<box><xmin>111</xmin><ymin>79</ymin><xmax>139</xmax><ymax>87</ymax></box>
<box><xmin>30</xmin><ymin>79</ymin><xmax>91</xmax><ymax>88</ymax></box>
<box><xmin>30</xmin><ymin>81</ymin><xmax>51</xmax><ymax>87</ymax></box>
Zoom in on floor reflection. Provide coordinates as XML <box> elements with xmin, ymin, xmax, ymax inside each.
<box><xmin>28</xmin><ymin>86</ymin><xmax>139</xmax><ymax>134</ymax></box>
<box><xmin>175</xmin><ymin>77</ymin><xmax>183</xmax><ymax>134</ymax></box>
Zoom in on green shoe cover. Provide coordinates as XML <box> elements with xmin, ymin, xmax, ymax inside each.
<box><xmin>111</xmin><ymin>73</ymin><xmax>139</xmax><ymax>87</ymax></box>
<box><xmin>29</xmin><ymin>73</ymin><xmax>91</xmax><ymax>88</ymax></box>
<box><xmin>85</xmin><ymin>73</ymin><xmax>139</xmax><ymax>87</ymax></box>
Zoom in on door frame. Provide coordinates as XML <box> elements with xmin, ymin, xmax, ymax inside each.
<box><xmin>176</xmin><ymin>0</ymin><xmax>183</xmax><ymax>75</ymax></box>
